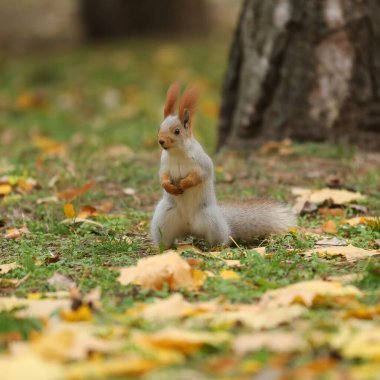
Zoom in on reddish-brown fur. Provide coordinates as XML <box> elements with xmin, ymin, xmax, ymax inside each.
<box><xmin>178</xmin><ymin>86</ymin><xmax>199</xmax><ymax>125</ymax></box>
<box><xmin>179</xmin><ymin>171</ymin><xmax>202</xmax><ymax>189</ymax></box>
<box><xmin>164</xmin><ymin>82</ymin><xmax>180</xmax><ymax>117</ymax></box>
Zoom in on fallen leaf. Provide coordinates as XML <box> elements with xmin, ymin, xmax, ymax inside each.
<box><xmin>32</xmin><ymin>135</ymin><xmax>65</xmax><ymax>157</ymax></box>
<box><xmin>321</xmin><ymin>220</ymin><xmax>338</xmax><ymax>234</ymax></box>
<box><xmin>63</xmin><ymin>203</ymin><xmax>76</xmax><ymax>219</ymax></box>
<box><xmin>326</xmin><ymin>273</ymin><xmax>361</xmax><ymax>284</ymax></box>
<box><xmin>33</xmin><ymin>325</ymin><xmax>118</xmax><ymax>361</ymax></box>
<box><xmin>47</xmin><ymin>273</ymin><xmax>76</xmax><ymax>291</ymax></box>
<box><xmin>16</xmin><ymin>91</ymin><xmax>47</xmax><ymax>110</ymax></box>
<box><xmin>36</xmin><ymin>196</ymin><xmax>59</xmax><ymax>204</ymax></box>
<box><xmin>0</xmin><ymin>262</ymin><xmax>19</xmax><ymax>275</ymax></box>
<box><xmin>260</xmin><ymin>280</ymin><xmax>362</xmax><ymax>308</ymax></box>
<box><xmin>303</xmin><ymin>244</ymin><xmax>378</xmax><ymax>261</ymax></box>
<box><xmin>214</xmin><ymin>304</ymin><xmax>306</xmax><ymax>330</ymax></box>
<box><xmin>220</xmin><ymin>270</ymin><xmax>240</xmax><ymax>280</ymax></box>
<box><xmin>57</xmin><ymin>181</ymin><xmax>95</xmax><ymax>201</ymax></box>
<box><xmin>0</xmin><ymin>184</ymin><xmax>12</xmax><ymax>195</ymax></box>
<box><xmin>134</xmin><ymin>327</ymin><xmax>230</xmax><ymax>354</ymax></box>
<box><xmin>224</xmin><ymin>260</ymin><xmax>242</xmax><ymax>269</ymax></box>
<box><xmin>5</xmin><ymin>226</ymin><xmax>31</xmax><ymax>239</ymax></box>
<box><xmin>344</xmin><ymin>216</ymin><xmax>379</xmax><ymax>227</ymax></box>
<box><xmin>0</xmin><ymin>297</ymin><xmax>69</xmax><ymax>318</ymax></box>
<box><xmin>60</xmin><ymin>304</ymin><xmax>93</xmax><ymax>322</ymax></box>
<box><xmin>17</xmin><ymin>178</ymin><xmax>37</xmax><ymax>194</ymax></box>
<box><xmin>66</xmin><ymin>356</ymin><xmax>160</xmax><ymax>379</ymax></box>
<box><xmin>251</xmin><ymin>247</ymin><xmax>266</xmax><ymax>256</ymax></box>
<box><xmin>233</xmin><ymin>332</ymin><xmax>307</xmax><ymax>356</ymax></box>
<box><xmin>123</xmin><ymin>187</ymin><xmax>136</xmax><ymax>196</ymax></box>
<box><xmin>0</xmin><ymin>353</ymin><xmax>64</xmax><ymax>380</ymax></box>
<box><xmin>118</xmin><ymin>251</ymin><xmax>196</xmax><ymax>290</ymax></box>
<box><xmin>316</xmin><ymin>237</ymin><xmax>347</xmax><ymax>246</ymax></box>
<box><xmin>293</xmin><ymin>188</ymin><xmax>366</xmax><ymax>213</ymax></box>
<box><xmin>176</xmin><ymin>244</ymin><xmax>202</xmax><ymax>254</ymax></box>
<box><xmin>332</xmin><ymin>323</ymin><xmax>380</xmax><ymax>361</ymax></box>
<box><xmin>60</xmin><ymin>218</ymin><xmax>103</xmax><ymax>227</ymax></box>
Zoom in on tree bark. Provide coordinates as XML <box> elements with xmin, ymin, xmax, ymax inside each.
<box><xmin>218</xmin><ymin>0</ymin><xmax>380</xmax><ymax>151</ymax></box>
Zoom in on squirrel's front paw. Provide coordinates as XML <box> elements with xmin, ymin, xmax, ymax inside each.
<box><xmin>162</xmin><ymin>183</ymin><xmax>184</xmax><ymax>196</ymax></box>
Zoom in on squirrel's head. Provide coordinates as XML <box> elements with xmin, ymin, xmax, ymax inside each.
<box><xmin>158</xmin><ymin>82</ymin><xmax>199</xmax><ymax>151</ymax></box>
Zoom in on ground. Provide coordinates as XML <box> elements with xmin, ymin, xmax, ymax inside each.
<box><xmin>0</xmin><ymin>40</ymin><xmax>380</xmax><ymax>380</ymax></box>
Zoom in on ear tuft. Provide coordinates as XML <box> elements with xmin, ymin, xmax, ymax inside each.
<box><xmin>164</xmin><ymin>82</ymin><xmax>180</xmax><ymax>117</ymax></box>
<box><xmin>179</xmin><ymin>85</ymin><xmax>199</xmax><ymax>124</ymax></box>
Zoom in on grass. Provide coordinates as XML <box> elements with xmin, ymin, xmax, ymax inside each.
<box><xmin>1</xmin><ymin>39</ymin><xmax>380</xmax><ymax>378</ymax></box>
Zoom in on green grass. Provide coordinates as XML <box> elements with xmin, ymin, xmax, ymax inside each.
<box><xmin>1</xmin><ymin>39</ymin><xmax>380</xmax><ymax>379</ymax></box>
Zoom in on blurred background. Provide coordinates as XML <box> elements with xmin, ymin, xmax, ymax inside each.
<box><xmin>0</xmin><ymin>0</ymin><xmax>241</xmax><ymax>151</ymax></box>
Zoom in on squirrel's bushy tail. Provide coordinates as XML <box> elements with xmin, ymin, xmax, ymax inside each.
<box><xmin>220</xmin><ymin>200</ymin><xmax>296</xmax><ymax>241</ymax></box>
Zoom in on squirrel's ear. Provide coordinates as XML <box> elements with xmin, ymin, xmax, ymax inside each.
<box><xmin>179</xmin><ymin>85</ymin><xmax>199</xmax><ymax>125</ymax></box>
<box><xmin>164</xmin><ymin>82</ymin><xmax>180</xmax><ymax>118</ymax></box>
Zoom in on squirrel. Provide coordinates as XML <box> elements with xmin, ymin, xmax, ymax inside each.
<box><xmin>150</xmin><ymin>83</ymin><xmax>296</xmax><ymax>249</ymax></box>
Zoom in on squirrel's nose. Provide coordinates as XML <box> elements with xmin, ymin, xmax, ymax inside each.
<box><xmin>159</xmin><ymin>140</ymin><xmax>165</xmax><ymax>146</ymax></box>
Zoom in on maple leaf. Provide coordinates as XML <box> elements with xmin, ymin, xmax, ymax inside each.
<box><xmin>118</xmin><ymin>251</ymin><xmax>204</xmax><ymax>291</ymax></box>
<box><xmin>259</xmin><ymin>280</ymin><xmax>362</xmax><ymax>308</ymax></box>
<box><xmin>57</xmin><ymin>181</ymin><xmax>95</xmax><ymax>201</ymax></box>
<box><xmin>233</xmin><ymin>332</ymin><xmax>307</xmax><ymax>356</ymax></box>
<box><xmin>303</xmin><ymin>244</ymin><xmax>378</xmax><ymax>261</ymax></box>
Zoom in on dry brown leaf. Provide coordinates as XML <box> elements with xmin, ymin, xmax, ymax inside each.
<box><xmin>321</xmin><ymin>220</ymin><xmax>338</xmax><ymax>234</ymax></box>
<box><xmin>293</xmin><ymin>188</ymin><xmax>366</xmax><ymax>214</ymax></box>
<box><xmin>47</xmin><ymin>273</ymin><xmax>76</xmax><ymax>291</ymax></box>
<box><xmin>303</xmin><ymin>244</ymin><xmax>378</xmax><ymax>261</ymax></box>
<box><xmin>134</xmin><ymin>328</ymin><xmax>230</xmax><ymax>354</ymax></box>
<box><xmin>131</xmin><ymin>294</ymin><xmax>220</xmax><ymax>322</ymax></box>
<box><xmin>0</xmin><ymin>262</ymin><xmax>19</xmax><ymax>275</ymax></box>
<box><xmin>214</xmin><ymin>304</ymin><xmax>306</xmax><ymax>330</ymax></box>
<box><xmin>316</xmin><ymin>237</ymin><xmax>347</xmax><ymax>246</ymax></box>
<box><xmin>5</xmin><ymin>226</ymin><xmax>31</xmax><ymax>239</ymax></box>
<box><xmin>233</xmin><ymin>332</ymin><xmax>307</xmax><ymax>356</ymax></box>
<box><xmin>258</xmin><ymin>139</ymin><xmax>294</xmax><ymax>156</ymax></box>
<box><xmin>259</xmin><ymin>280</ymin><xmax>362</xmax><ymax>308</ymax></box>
<box><xmin>118</xmin><ymin>251</ymin><xmax>197</xmax><ymax>290</ymax></box>
<box><xmin>57</xmin><ymin>181</ymin><xmax>95</xmax><ymax>201</ymax></box>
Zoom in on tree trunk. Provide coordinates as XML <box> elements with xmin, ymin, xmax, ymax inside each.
<box><xmin>80</xmin><ymin>0</ymin><xmax>209</xmax><ymax>39</ymax></box>
<box><xmin>218</xmin><ymin>0</ymin><xmax>380</xmax><ymax>151</ymax></box>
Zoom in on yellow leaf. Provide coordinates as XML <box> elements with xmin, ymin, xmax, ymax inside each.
<box><xmin>134</xmin><ymin>327</ymin><xmax>230</xmax><ymax>355</ymax></box>
<box><xmin>344</xmin><ymin>216</ymin><xmax>379</xmax><ymax>226</ymax></box>
<box><xmin>303</xmin><ymin>244</ymin><xmax>378</xmax><ymax>261</ymax></box>
<box><xmin>64</xmin><ymin>203</ymin><xmax>76</xmax><ymax>219</ymax></box>
<box><xmin>0</xmin><ymin>353</ymin><xmax>64</xmax><ymax>380</ymax></box>
<box><xmin>233</xmin><ymin>332</ymin><xmax>306</xmax><ymax>356</ymax></box>
<box><xmin>60</xmin><ymin>304</ymin><xmax>93</xmax><ymax>322</ymax></box>
<box><xmin>220</xmin><ymin>270</ymin><xmax>240</xmax><ymax>280</ymax></box>
<box><xmin>118</xmin><ymin>251</ymin><xmax>196</xmax><ymax>291</ymax></box>
<box><xmin>259</xmin><ymin>280</ymin><xmax>362</xmax><ymax>308</ymax></box>
<box><xmin>32</xmin><ymin>135</ymin><xmax>65</xmax><ymax>157</ymax></box>
<box><xmin>213</xmin><ymin>304</ymin><xmax>305</xmax><ymax>330</ymax></box>
<box><xmin>0</xmin><ymin>184</ymin><xmax>12</xmax><ymax>195</ymax></box>
<box><xmin>66</xmin><ymin>357</ymin><xmax>159</xmax><ymax>379</ymax></box>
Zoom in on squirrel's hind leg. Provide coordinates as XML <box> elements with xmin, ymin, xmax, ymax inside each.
<box><xmin>192</xmin><ymin>206</ymin><xmax>230</xmax><ymax>247</ymax></box>
<box><xmin>150</xmin><ymin>200</ymin><xmax>184</xmax><ymax>249</ymax></box>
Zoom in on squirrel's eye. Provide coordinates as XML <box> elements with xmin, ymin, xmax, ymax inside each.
<box><xmin>174</xmin><ymin>128</ymin><xmax>180</xmax><ymax>135</ymax></box>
